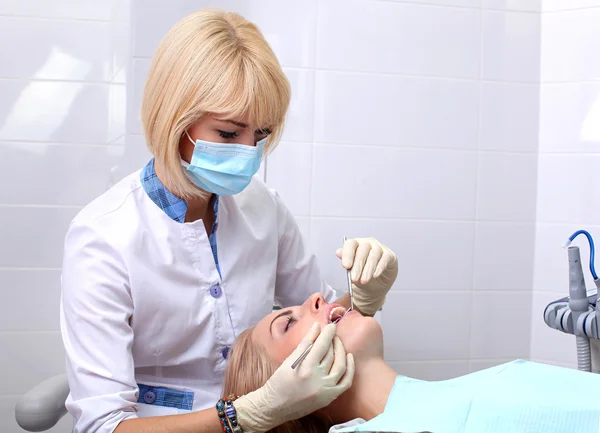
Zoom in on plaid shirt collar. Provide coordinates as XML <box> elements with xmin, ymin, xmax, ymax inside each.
<box><xmin>140</xmin><ymin>159</ymin><xmax>219</xmax><ymax>223</ymax></box>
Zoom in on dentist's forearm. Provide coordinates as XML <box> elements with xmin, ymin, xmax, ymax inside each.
<box><xmin>114</xmin><ymin>408</ymin><xmax>222</xmax><ymax>433</ymax></box>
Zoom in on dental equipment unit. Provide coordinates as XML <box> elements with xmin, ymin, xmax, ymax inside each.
<box><xmin>291</xmin><ymin>238</ymin><xmax>352</xmax><ymax>370</ymax></box>
<box><xmin>544</xmin><ymin>230</ymin><xmax>600</xmax><ymax>373</ymax></box>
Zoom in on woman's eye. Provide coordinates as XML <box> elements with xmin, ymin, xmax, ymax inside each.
<box><xmin>218</xmin><ymin>130</ymin><xmax>238</xmax><ymax>139</ymax></box>
<box><xmin>284</xmin><ymin>315</ymin><xmax>296</xmax><ymax>332</ymax></box>
<box><xmin>255</xmin><ymin>128</ymin><xmax>272</xmax><ymax>137</ymax></box>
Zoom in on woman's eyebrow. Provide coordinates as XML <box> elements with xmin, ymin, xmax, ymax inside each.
<box><xmin>214</xmin><ymin>118</ymin><xmax>249</xmax><ymax>128</ymax></box>
<box><xmin>269</xmin><ymin>310</ymin><xmax>292</xmax><ymax>336</ymax></box>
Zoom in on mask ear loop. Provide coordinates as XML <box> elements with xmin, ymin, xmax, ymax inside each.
<box><xmin>179</xmin><ymin>131</ymin><xmax>197</xmax><ymax>168</ymax></box>
<box><xmin>185</xmin><ymin>130</ymin><xmax>195</xmax><ymax>145</ymax></box>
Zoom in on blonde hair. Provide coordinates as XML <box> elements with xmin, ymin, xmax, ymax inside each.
<box><xmin>223</xmin><ymin>327</ymin><xmax>333</xmax><ymax>433</ymax></box>
<box><xmin>141</xmin><ymin>9</ymin><xmax>291</xmax><ymax>200</ymax></box>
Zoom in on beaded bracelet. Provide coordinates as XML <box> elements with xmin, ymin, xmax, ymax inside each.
<box><xmin>216</xmin><ymin>394</ymin><xmax>243</xmax><ymax>433</ymax></box>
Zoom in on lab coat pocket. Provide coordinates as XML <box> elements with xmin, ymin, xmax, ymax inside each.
<box><xmin>136</xmin><ymin>403</ymin><xmax>180</xmax><ymax>418</ymax></box>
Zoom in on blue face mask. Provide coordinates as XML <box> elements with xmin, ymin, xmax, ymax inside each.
<box><xmin>182</xmin><ymin>132</ymin><xmax>267</xmax><ymax>196</ymax></box>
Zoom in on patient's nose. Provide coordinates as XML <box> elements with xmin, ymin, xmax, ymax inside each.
<box><xmin>306</xmin><ymin>292</ymin><xmax>326</xmax><ymax>315</ymax></box>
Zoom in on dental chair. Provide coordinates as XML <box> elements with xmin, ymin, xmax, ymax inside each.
<box><xmin>14</xmin><ymin>374</ymin><xmax>71</xmax><ymax>432</ymax></box>
<box><xmin>14</xmin><ymin>306</ymin><xmax>289</xmax><ymax>432</ymax></box>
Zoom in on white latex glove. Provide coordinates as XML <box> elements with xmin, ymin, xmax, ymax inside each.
<box><xmin>235</xmin><ymin>323</ymin><xmax>354</xmax><ymax>433</ymax></box>
<box><xmin>336</xmin><ymin>237</ymin><xmax>398</xmax><ymax>316</ymax></box>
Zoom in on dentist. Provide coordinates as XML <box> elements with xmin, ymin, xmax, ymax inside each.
<box><xmin>60</xmin><ymin>9</ymin><xmax>399</xmax><ymax>433</ymax></box>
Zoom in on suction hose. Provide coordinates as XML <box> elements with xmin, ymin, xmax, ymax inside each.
<box><xmin>576</xmin><ymin>336</ymin><xmax>592</xmax><ymax>372</ymax></box>
<box><xmin>568</xmin><ymin>246</ymin><xmax>592</xmax><ymax>372</ymax></box>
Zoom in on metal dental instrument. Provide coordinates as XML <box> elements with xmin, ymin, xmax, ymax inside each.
<box><xmin>344</xmin><ymin>236</ymin><xmax>354</xmax><ymax>311</ymax></box>
<box><xmin>291</xmin><ymin>343</ymin><xmax>313</xmax><ymax>370</ymax></box>
<box><xmin>291</xmin><ymin>238</ymin><xmax>353</xmax><ymax>370</ymax></box>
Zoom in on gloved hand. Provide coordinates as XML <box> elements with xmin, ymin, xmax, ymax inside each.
<box><xmin>235</xmin><ymin>323</ymin><xmax>354</xmax><ymax>433</ymax></box>
<box><xmin>336</xmin><ymin>237</ymin><xmax>398</xmax><ymax>316</ymax></box>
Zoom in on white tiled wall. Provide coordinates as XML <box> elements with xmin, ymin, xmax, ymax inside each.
<box><xmin>530</xmin><ymin>0</ymin><xmax>600</xmax><ymax>369</ymax></box>
<box><xmin>0</xmin><ymin>1</ymin><xmax>129</xmax><ymax>432</ymax></box>
<box><xmin>267</xmin><ymin>0</ymin><xmax>539</xmax><ymax>380</ymax></box>
<box><xmin>3</xmin><ymin>0</ymin><xmax>599</xmax><ymax>431</ymax></box>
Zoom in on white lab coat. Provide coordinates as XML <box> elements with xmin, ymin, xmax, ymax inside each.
<box><xmin>59</xmin><ymin>170</ymin><xmax>337</xmax><ymax>433</ymax></box>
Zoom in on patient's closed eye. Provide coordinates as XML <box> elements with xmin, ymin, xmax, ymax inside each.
<box><xmin>284</xmin><ymin>315</ymin><xmax>296</xmax><ymax>332</ymax></box>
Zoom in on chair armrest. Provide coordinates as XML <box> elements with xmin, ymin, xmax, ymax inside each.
<box><xmin>15</xmin><ymin>374</ymin><xmax>70</xmax><ymax>432</ymax></box>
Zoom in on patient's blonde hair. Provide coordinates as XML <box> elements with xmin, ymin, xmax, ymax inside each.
<box><xmin>141</xmin><ymin>9</ymin><xmax>291</xmax><ymax>200</ymax></box>
<box><xmin>223</xmin><ymin>328</ymin><xmax>333</xmax><ymax>433</ymax></box>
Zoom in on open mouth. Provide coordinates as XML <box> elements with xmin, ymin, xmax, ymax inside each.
<box><xmin>329</xmin><ymin>306</ymin><xmax>347</xmax><ymax>324</ymax></box>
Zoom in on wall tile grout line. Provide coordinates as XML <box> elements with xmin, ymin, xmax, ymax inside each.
<box><xmin>370</xmin><ymin>0</ymin><xmax>541</xmax><ymax>14</ymax></box>
<box><xmin>296</xmin><ymin>215</ymin><xmax>538</xmax><ymax>223</ymax></box>
<box><xmin>0</xmin><ymin>140</ymin><xmax>120</xmax><ymax>147</ymax></box>
<box><xmin>0</xmin><ymin>330</ymin><xmax>61</xmax><ymax>334</ymax></box>
<box><xmin>6</xmin><ymin>137</ymin><xmax>600</xmax><ymax>156</ymax></box>
<box><xmin>304</xmin><ymin>141</ymin><xmax>539</xmax><ymax>153</ymax></box>
<box><xmin>306</xmin><ymin>0</ymin><xmax>322</xmax><ymax>241</ymax></box>
<box><xmin>0</xmin><ymin>77</ymin><xmax>121</xmax><ymax>85</ymax></box>
<box><xmin>0</xmin><ymin>13</ymin><xmax>114</xmax><ymax>23</ymax></box>
<box><xmin>127</xmin><ymin>59</ymin><xmax>547</xmax><ymax>84</ymax></box>
<box><xmin>0</xmin><ymin>267</ymin><xmax>61</xmax><ymax>271</ymax></box>
<box><xmin>543</xmin><ymin>5</ymin><xmax>600</xmax><ymax>13</ymax></box>
<box><xmin>281</xmin><ymin>67</ymin><xmax>539</xmax><ymax>83</ymax></box>
<box><xmin>0</xmin><ymin>204</ymin><xmax>83</xmax><ymax>209</ymax></box>
<box><xmin>466</xmin><ymin>2</ymin><xmax>485</xmax><ymax>368</ymax></box>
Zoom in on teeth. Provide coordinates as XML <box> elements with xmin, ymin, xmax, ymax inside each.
<box><xmin>329</xmin><ymin>307</ymin><xmax>347</xmax><ymax>323</ymax></box>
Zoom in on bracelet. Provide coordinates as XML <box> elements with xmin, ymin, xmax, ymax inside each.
<box><xmin>216</xmin><ymin>394</ymin><xmax>243</xmax><ymax>433</ymax></box>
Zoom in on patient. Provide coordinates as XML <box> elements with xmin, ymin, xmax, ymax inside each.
<box><xmin>223</xmin><ymin>292</ymin><xmax>600</xmax><ymax>433</ymax></box>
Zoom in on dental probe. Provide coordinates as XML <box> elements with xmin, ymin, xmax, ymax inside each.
<box><xmin>343</xmin><ymin>237</ymin><xmax>354</xmax><ymax>311</ymax></box>
<box><xmin>291</xmin><ymin>343</ymin><xmax>313</xmax><ymax>370</ymax></box>
<box><xmin>291</xmin><ymin>239</ymin><xmax>353</xmax><ymax>370</ymax></box>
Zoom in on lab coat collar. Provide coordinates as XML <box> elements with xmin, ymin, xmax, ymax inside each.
<box><xmin>140</xmin><ymin>158</ymin><xmax>219</xmax><ymax>224</ymax></box>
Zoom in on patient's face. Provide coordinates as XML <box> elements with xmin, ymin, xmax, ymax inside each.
<box><xmin>252</xmin><ymin>292</ymin><xmax>383</xmax><ymax>365</ymax></box>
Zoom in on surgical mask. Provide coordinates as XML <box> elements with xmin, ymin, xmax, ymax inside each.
<box><xmin>182</xmin><ymin>131</ymin><xmax>266</xmax><ymax>196</ymax></box>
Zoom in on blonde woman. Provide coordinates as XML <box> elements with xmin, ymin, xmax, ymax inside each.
<box><xmin>223</xmin><ymin>292</ymin><xmax>600</xmax><ymax>433</ymax></box>
<box><xmin>60</xmin><ymin>9</ymin><xmax>399</xmax><ymax>433</ymax></box>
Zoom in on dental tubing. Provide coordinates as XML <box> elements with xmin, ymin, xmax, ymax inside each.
<box><xmin>568</xmin><ymin>246</ymin><xmax>592</xmax><ymax>372</ymax></box>
<box><xmin>563</xmin><ymin>229</ymin><xmax>600</xmax><ymax>287</ymax></box>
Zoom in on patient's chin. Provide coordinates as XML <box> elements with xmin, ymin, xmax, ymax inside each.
<box><xmin>336</xmin><ymin>313</ymin><xmax>383</xmax><ymax>359</ymax></box>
